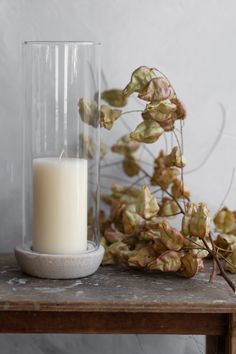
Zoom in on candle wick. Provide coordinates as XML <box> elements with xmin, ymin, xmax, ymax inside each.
<box><xmin>59</xmin><ymin>150</ymin><xmax>64</xmax><ymax>159</ymax></box>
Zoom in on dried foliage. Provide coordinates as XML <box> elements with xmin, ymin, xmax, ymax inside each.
<box><xmin>78</xmin><ymin>66</ymin><xmax>236</xmax><ymax>293</ymax></box>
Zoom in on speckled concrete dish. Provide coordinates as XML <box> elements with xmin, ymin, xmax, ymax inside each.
<box><xmin>15</xmin><ymin>242</ymin><xmax>104</xmax><ymax>279</ymax></box>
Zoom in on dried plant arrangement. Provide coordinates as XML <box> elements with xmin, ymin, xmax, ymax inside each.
<box><xmin>79</xmin><ymin>66</ymin><xmax>236</xmax><ymax>293</ymax></box>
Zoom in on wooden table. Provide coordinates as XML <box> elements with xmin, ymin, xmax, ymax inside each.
<box><xmin>0</xmin><ymin>254</ymin><xmax>236</xmax><ymax>353</ymax></box>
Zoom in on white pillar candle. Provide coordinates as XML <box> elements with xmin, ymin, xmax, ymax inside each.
<box><xmin>32</xmin><ymin>157</ymin><xmax>88</xmax><ymax>254</ymax></box>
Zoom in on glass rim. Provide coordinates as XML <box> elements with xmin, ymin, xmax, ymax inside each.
<box><xmin>23</xmin><ymin>40</ymin><xmax>101</xmax><ymax>46</ymax></box>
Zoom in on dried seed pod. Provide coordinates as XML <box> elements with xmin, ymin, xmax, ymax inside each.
<box><xmin>145</xmin><ymin>216</ymin><xmax>163</xmax><ymax>230</ymax></box>
<box><xmin>122</xmin><ymin>154</ymin><xmax>140</xmax><ymax>177</ymax></box>
<box><xmin>123</xmin><ymin>66</ymin><xmax>156</xmax><ymax>97</ymax></box>
<box><xmin>224</xmin><ymin>246</ymin><xmax>236</xmax><ymax>273</ymax></box>
<box><xmin>80</xmin><ymin>133</ymin><xmax>107</xmax><ymax>160</ymax></box>
<box><xmin>111</xmin><ymin>184</ymin><xmax>140</xmax><ymax>198</ymax></box>
<box><xmin>142</xmin><ymin>101</ymin><xmax>176</xmax><ymax>131</ymax></box>
<box><xmin>99</xmin><ymin>210</ymin><xmax>110</xmax><ymax>235</ymax></box>
<box><xmin>188</xmin><ymin>237</ymin><xmax>209</xmax><ymax>259</ymax></box>
<box><xmin>171</xmin><ymin>97</ymin><xmax>186</xmax><ymax>119</ymax></box>
<box><xmin>101</xmin><ymin>89</ymin><xmax>128</xmax><ymax>107</ymax></box>
<box><xmin>154</xmin><ymin>150</ymin><xmax>166</xmax><ymax>169</ymax></box>
<box><xmin>214</xmin><ymin>207</ymin><xmax>236</xmax><ymax>234</ymax></box>
<box><xmin>165</xmin><ymin>147</ymin><xmax>186</xmax><ymax>168</ymax></box>
<box><xmin>100</xmin><ymin>236</ymin><xmax>107</xmax><ymax>249</ymax></box>
<box><xmin>128</xmin><ymin>246</ymin><xmax>156</xmax><ymax>268</ymax></box>
<box><xmin>122</xmin><ymin>210</ymin><xmax>145</xmax><ymax>235</ymax></box>
<box><xmin>102</xmin><ymin>241</ymin><xmax>129</xmax><ymax>265</ymax></box>
<box><xmin>158</xmin><ymin>197</ymin><xmax>181</xmax><ymax>217</ymax></box>
<box><xmin>104</xmin><ymin>227</ymin><xmax>125</xmax><ymax>244</ymax></box>
<box><xmin>119</xmin><ymin>195</ymin><xmax>138</xmax><ymax>206</ymax></box>
<box><xmin>136</xmin><ymin>185</ymin><xmax>159</xmax><ymax>219</ymax></box>
<box><xmin>152</xmin><ymin>238</ymin><xmax>169</xmax><ymax>255</ymax></box>
<box><xmin>182</xmin><ymin>203</ymin><xmax>210</xmax><ymax>239</ymax></box>
<box><xmin>148</xmin><ymin>250</ymin><xmax>182</xmax><ymax>272</ymax></box>
<box><xmin>181</xmin><ymin>203</ymin><xmax>195</xmax><ymax>236</ymax></box>
<box><xmin>117</xmin><ymin>249</ymin><xmax>138</xmax><ymax>264</ymax></box>
<box><xmin>159</xmin><ymin>220</ymin><xmax>185</xmax><ymax>251</ymax></box>
<box><xmin>138</xmin><ymin>77</ymin><xmax>175</xmax><ymax>103</ymax></box>
<box><xmin>151</xmin><ymin>167</ymin><xmax>179</xmax><ymax>189</ymax></box>
<box><xmin>130</xmin><ymin>120</ymin><xmax>164</xmax><ymax>144</ymax></box>
<box><xmin>180</xmin><ymin>253</ymin><xmax>203</xmax><ymax>278</ymax></box>
<box><xmin>100</xmin><ymin>105</ymin><xmax>122</xmax><ymax>130</ymax></box>
<box><xmin>103</xmin><ymin>185</ymin><xmax>140</xmax><ymax>208</ymax></box>
<box><xmin>78</xmin><ymin>98</ymin><xmax>98</xmax><ymax>127</ymax></box>
<box><xmin>111</xmin><ymin>203</ymin><xmax>126</xmax><ymax>232</ymax></box>
<box><xmin>140</xmin><ymin>229</ymin><xmax>160</xmax><ymax>241</ymax></box>
<box><xmin>171</xmin><ymin>179</ymin><xmax>191</xmax><ymax>200</ymax></box>
<box><xmin>100</xmin><ymin>142</ymin><xmax>107</xmax><ymax>160</ymax></box>
<box><xmin>111</xmin><ymin>134</ymin><xmax>140</xmax><ymax>155</ymax></box>
<box><xmin>215</xmin><ymin>234</ymin><xmax>236</xmax><ymax>256</ymax></box>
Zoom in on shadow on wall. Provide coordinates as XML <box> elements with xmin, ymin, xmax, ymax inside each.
<box><xmin>0</xmin><ymin>159</ymin><xmax>22</xmax><ymax>252</ymax></box>
<box><xmin>0</xmin><ymin>334</ymin><xmax>205</xmax><ymax>354</ymax></box>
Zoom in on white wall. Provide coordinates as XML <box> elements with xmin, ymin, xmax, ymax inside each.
<box><xmin>1</xmin><ymin>0</ymin><xmax>236</xmax><ymax>352</ymax></box>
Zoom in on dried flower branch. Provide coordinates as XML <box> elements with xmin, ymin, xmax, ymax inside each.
<box><xmin>78</xmin><ymin>65</ymin><xmax>236</xmax><ymax>294</ymax></box>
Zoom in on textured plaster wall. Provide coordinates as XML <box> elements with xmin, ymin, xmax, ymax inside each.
<box><xmin>1</xmin><ymin>0</ymin><xmax>236</xmax><ymax>352</ymax></box>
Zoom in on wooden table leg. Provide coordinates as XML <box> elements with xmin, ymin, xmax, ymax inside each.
<box><xmin>207</xmin><ymin>314</ymin><xmax>236</xmax><ymax>354</ymax></box>
<box><xmin>206</xmin><ymin>335</ymin><xmax>227</xmax><ymax>354</ymax></box>
<box><xmin>227</xmin><ymin>314</ymin><xmax>236</xmax><ymax>354</ymax></box>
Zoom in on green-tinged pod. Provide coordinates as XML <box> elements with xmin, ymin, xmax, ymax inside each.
<box><xmin>100</xmin><ymin>105</ymin><xmax>122</xmax><ymax>130</ymax></box>
<box><xmin>123</xmin><ymin>66</ymin><xmax>156</xmax><ymax>97</ymax></box>
<box><xmin>101</xmin><ymin>89</ymin><xmax>128</xmax><ymax>107</ymax></box>
<box><xmin>130</xmin><ymin>120</ymin><xmax>164</xmax><ymax>143</ymax></box>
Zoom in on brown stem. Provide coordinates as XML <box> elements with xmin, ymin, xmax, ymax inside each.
<box><xmin>101</xmin><ymin>161</ymin><xmax>122</xmax><ymax>169</ymax></box>
<box><xmin>162</xmin><ymin>188</ymin><xmax>185</xmax><ymax>215</ymax></box>
<box><xmin>151</xmin><ymin>188</ymin><xmax>162</xmax><ymax>195</ymax></box>
<box><xmin>173</xmin><ymin>129</ymin><xmax>186</xmax><ymax>211</ymax></box>
<box><xmin>210</xmin><ymin>257</ymin><xmax>217</xmax><ymax>283</ymax></box>
<box><xmin>215</xmin><ymin>245</ymin><xmax>233</xmax><ymax>254</ymax></box>
<box><xmin>139</xmin><ymin>166</ymin><xmax>152</xmax><ymax>179</ymax></box>
<box><xmin>184</xmin><ymin>237</ymin><xmax>208</xmax><ymax>251</ymax></box>
<box><xmin>219</xmin><ymin>253</ymin><xmax>235</xmax><ymax>269</ymax></box>
<box><xmin>139</xmin><ymin>166</ymin><xmax>185</xmax><ymax>215</ymax></box>
<box><xmin>203</xmin><ymin>234</ymin><xmax>235</xmax><ymax>293</ymax></box>
<box><xmin>120</xmin><ymin>109</ymin><xmax>143</xmax><ymax>116</ymax></box>
<box><xmin>124</xmin><ymin>174</ymin><xmax>147</xmax><ymax>193</ymax></box>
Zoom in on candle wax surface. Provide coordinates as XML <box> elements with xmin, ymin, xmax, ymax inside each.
<box><xmin>32</xmin><ymin>157</ymin><xmax>88</xmax><ymax>254</ymax></box>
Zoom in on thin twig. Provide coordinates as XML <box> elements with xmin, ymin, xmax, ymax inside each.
<box><xmin>215</xmin><ymin>245</ymin><xmax>233</xmax><ymax>254</ymax></box>
<box><xmin>140</xmin><ymin>166</ymin><xmax>186</xmax><ymax>215</ymax></box>
<box><xmin>173</xmin><ymin>128</ymin><xmax>186</xmax><ymax>211</ymax></box>
<box><xmin>185</xmin><ymin>103</ymin><xmax>226</xmax><ymax>175</ymax></box>
<box><xmin>219</xmin><ymin>253</ymin><xmax>235</xmax><ymax>269</ymax></box>
<box><xmin>120</xmin><ymin>110</ymin><xmax>143</xmax><ymax>116</ymax></box>
<box><xmin>124</xmin><ymin>174</ymin><xmax>147</xmax><ymax>193</ymax></box>
<box><xmin>101</xmin><ymin>173</ymin><xmax>142</xmax><ymax>185</ymax></box>
<box><xmin>179</xmin><ymin>119</ymin><xmax>186</xmax><ymax>211</ymax></box>
<box><xmin>151</xmin><ymin>187</ymin><xmax>162</xmax><ymax>195</ymax></box>
<box><xmin>163</xmin><ymin>132</ymin><xmax>168</xmax><ymax>154</ymax></box>
<box><xmin>209</xmin><ymin>257</ymin><xmax>217</xmax><ymax>283</ymax></box>
<box><xmin>186</xmin><ymin>238</ymin><xmax>208</xmax><ymax>251</ymax></box>
<box><xmin>162</xmin><ymin>188</ymin><xmax>185</xmax><ymax>215</ymax></box>
<box><xmin>152</xmin><ymin>67</ymin><xmax>177</xmax><ymax>97</ymax></box>
<box><xmin>100</xmin><ymin>161</ymin><xmax>122</xmax><ymax>169</ymax></box>
<box><xmin>203</xmin><ymin>233</ymin><xmax>236</xmax><ymax>293</ymax></box>
<box><xmin>218</xmin><ymin>168</ymin><xmax>235</xmax><ymax>210</ymax></box>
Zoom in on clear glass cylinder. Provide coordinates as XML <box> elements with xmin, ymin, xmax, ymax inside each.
<box><xmin>22</xmin><ymin>41</ymin><xmax>101</xmax><ymax>255</ymax></box>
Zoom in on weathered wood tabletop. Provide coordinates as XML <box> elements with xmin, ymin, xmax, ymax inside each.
<box><xmin>0</xmin><ymin>253</ymin><xmax>236</xmax><ymax>353</ymax></box>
